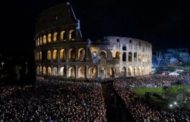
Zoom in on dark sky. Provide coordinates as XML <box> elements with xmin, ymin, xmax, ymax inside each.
<box><xmin>0</xmin><ymin>0</ymin><xmax>190</xmax><ymax>55</ymax></box>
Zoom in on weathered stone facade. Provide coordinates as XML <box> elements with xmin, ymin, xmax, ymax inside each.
<box><xmin>35</xmin><ymin>2</ymin><xmax>152</xmax><ymax>80</ymax></box>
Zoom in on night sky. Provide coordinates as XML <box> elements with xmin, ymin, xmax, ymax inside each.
<box><xmin>0</xmin><ymin>0</ymin><xmax>190</xmax><ymax>55</ymax></box>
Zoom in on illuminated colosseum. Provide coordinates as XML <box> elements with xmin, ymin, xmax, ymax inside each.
<box><xmin>35</xmin><ymin>2</ymin><xmax>152</xmax><ymax>80</ymax></box>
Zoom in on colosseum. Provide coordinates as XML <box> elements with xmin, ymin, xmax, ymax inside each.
<box><xmin>35</xmin><ymin>2</ymin><xmax>152</xmax><ymax>81</ymax></box>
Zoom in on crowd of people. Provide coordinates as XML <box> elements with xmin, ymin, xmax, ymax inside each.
<box><xmin>113</xmin><ymin>75</ymin><xmax>190</xmax><ymax>122</ymax></box>
<box><xmin>0</xmin><ymin>82</ymin><xmax>106</xmax><ymax>122</ymax></box>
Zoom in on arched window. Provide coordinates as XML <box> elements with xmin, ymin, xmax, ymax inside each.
<box><xmin>60</xmin><ymin>31</ymin><xmax>66</xmax><ymax>40</ymax></box>
<box><xmin>39</xmin><ymin>37</ymin><xmax>43</xmax><ymax>45</ymax></box>
<box><xmin>47</xmin><ymin>50</ymin><xmax>51</xmax><ymax>60</ymax></box>
<box><xmin>68</xmin><ymin>67</ymin><xmax>75</xmax><ymax>78</ymax></box>
<box><xmin>78</xmin><ymin>66</ymin><xmax>85</xmax><ymax>78</ymax></box>
<box><xmin>43</xmin><ymin>66</ymin><xmax>46</xmax><ymax>75</ymax></box>
<box><xmin>53</xmin><ymin>32</ymin><xmax>58</xmax><ymax>42</ymax></box>
<box><xmin>36</xmin><ymin>38</ymin><xmax>39</xmax><ymax>46</ymax></box>
<box><xmin>35</xmin><ymin>52</ymin><xmax>39</xmax><ymax>61</ymax></box>
<box><xmin>53</xmin><ymin>49</ymin><xmax>57</xmax><ymax>60</ymax></box>
<box><xmin>39</xmin><ymin>66</ymin><xmax>43</xmax><ymax>75</ymax></box>
<box><xmin>100</xmin><ymin>51</ymin><xmax>107</xmax><ymax>58</ymax></box>
<box><xmin>59</xmin><ymin>49</ymin><xmax>65</xmax><ymax>61</ymax></box>
<box><xmin>128</xmin><ymin>52</ymin><xmax>132</xmax><ymax>62</ymax></box>
<box><xmin>69</xmin><ymin>29</ymin><xmax>75</xmax><ymax>40</ymax></box>
<box><xmin>134</xmin><ymin>52</ymin><xmax>137</xmax><ymax>62</ymax></box>
<box><xmin>48</xmin><ymin>33</ymin><xmax>51</xmax><ymax>43</ymax></box>
<box><xmin>115</xmin><ymin>52</ymin><xmax>120</xmax><ymax>59</ymax></box>
<box><xmin>39</xmin><ymin>51</ymin><xmax>42</xmax><ymax>60</ymax></box>
<box><xmin>36</xmin><ymin>66</ymin><xmax>40</xmax><ymax>75</ymax></box>
<box><xmin>68</xmin><ymin>48</ymin><xmax>76</xmax><ymax>61</ymax></box>
<box><xmin>52</xmin><ymin>67</ymin><xmax>58</xmax><ymax>76</ymax></box>
<box><xmin>78</xmin><ymin>48</ymin><xmax>85</xmax><ymax>61</ymax></box>
<box><xmin>122</xmin><ymin>46</ymin><xmax>127</xmax><ymax>51</ymax></box>
<box><xmin>43</xmin><ymin>35</ymin><xmax>47</xmax><ymax>44</ymax></box>
<box><xmin>122</xmin><ymin>52</ymin><xmax>126</xmax><ymax>61</ymax></box>
<box><xmin>47</xmin><ymin>67</ymin><xmax>52</xmax><ymax>76</ymax></box>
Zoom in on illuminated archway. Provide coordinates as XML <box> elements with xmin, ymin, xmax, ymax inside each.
<box><xmin>39</xmin><ymin>51</ymin><xmax>42</xmax><ymax>60</ymax></box>
<box><xmin>59</xmin><ymin>49</ymin><xmax>65</xmax><ymax>61</ymax></box>
<box><xmin>53</xmin><ymin>49</ymin><xmax>57</xmax><ymax>61</ymax></box>
<box><xmin>52</xmin><ymin>67</ymin><xmax>58</xmax><ymax>76</ymax></box>
<box><xmin>78</xmin><ymin>48</ymin><xmax>85</xmax><ymax>61</ymax></box>
<box><xmin>47</xmin><ymin>67</ymin><xmax>52</xmax><ymax>76</ymax></box>
<box><xmin>108</xmin><ymin>67</ymin><xmax>115</xmax><ymax>78</ymax></box>
<box><xmin>39</xmin><ymin>66</ymin><xmax>43</xmax><ymax>75</ymax></box>
<box><xmin>68</xmin><ymin>66</ymin><xmax>75</xmax><ymax>78</ymax></box>
<box><xmin>78</xmin><ymin>66</ymin><xmax>85</xmax><ymax>78</ymax></box>
<box><xmin>69</xmin><ymin>29</ymin><xmax>75</xmax><ymax>40</ymax></box>
<box><xmin>36</xmin><ymin>66</ymin><xmax>40</xmax><ymax>75</ymax></box>
<box><xmin>68</xmin><ymin>48</ymin><xmax>76</xmax><ymax>61</ymax></box>
<box><xmin>59</xmin><ymin>67</ymin><xmax>65</xmax><ymax>76</ymax></box>
<box><xmin>122</xmin><ymin>67</ymin><xmax>126</xmax><ymax>77</ymax></box>
<box><xmin>115</xmin><ymin>51</ymin><xmax>120</xmax><ymax>59</ymax></box>
<box><xmin>43</xmin><ymin>66</ymin><xmax>46</xmax><ymax>75</ymax></box>
<box><xmin>43</xmin><ymin>35</ymin><xmax>47</xmax><ymax>44</ymax></box>
<box><xmin>128</xmin><ymin>67</ymin><xmax>133</xmax><ymax>76</ymax></box>
<box><xmin>53</xmin><ymin>32</ymin><xmax>58</xmax><ymax>42</ymax></box>
<box><xmin>60</xmin><ymin>31</ymin><xmax>66</xmax><ymax>40</ymax></box>
<box><xmin>39</xmin><ymin>37</ymin><xmax>43</xmax><ymax>45</ymax></box>
<box><xmin>88</xmin><ymin>67</ymin><xmax>97</xmax><ymax>79</ymax></box>
<box><xmin>47</xmin><ymin>50</ymin><xmax>51</xmax><ymax>60</ymax></box>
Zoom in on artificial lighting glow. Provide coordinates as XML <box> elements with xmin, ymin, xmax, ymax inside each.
<box><xmin>169</xmin><ymin>104</ymin><xmax>173</xmax><ymax>108</ymax></box>
<box><xmin>173</xmin><ymin>101</ymin><xmax>178</xmax><ymax>105</ymax></box>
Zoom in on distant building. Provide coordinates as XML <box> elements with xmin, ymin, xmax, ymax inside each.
<box><xmin>34</xmin><ymin>2</ymin><xmax>152</xmax><ymax>80</ymax></box>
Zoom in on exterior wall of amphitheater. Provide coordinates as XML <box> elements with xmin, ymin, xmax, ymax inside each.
<box><xmin>34</xmin><ymin>3</ymin><xmax>152</xmax><ymax>80</ymax></box>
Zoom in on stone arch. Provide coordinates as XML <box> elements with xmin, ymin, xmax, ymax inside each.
<box><xmin>60</xmin><ymin>31</ymin><xmax>66</xmax><ymax>40</ymax></box>
<box><xmin>115</xmin><ymin>51</ymin><xmax>120</xmax><ymax>59</ymax></box>
<box><xmin>47</xmin><ymin>50</ymin><xmax>51</xmax><ymax>60</ymax></box>
<box><xmin>53</xmin><ymin>32</ymin><xmax>58</xmax><ymax>42</ymax></box>
<box><xmin>47</xmin><ymin>67</ymin><xmax>52</xmax><ymax>76</ymax></box>
<box><xmin>36</xmin><ymin>66</ymin><xmax>40</xmax><ymax>75</ymax></box>
<box><xmin>59</xmin><ymin>49</ymin><xmax>65</xmax><ymax>61</ymax></box>
<box><xmin>108</xmin><ymin>67</ymin><xmax>115</xmax><ymax>78</ymax></box>
<box><xmin>68</xmin><ymin>66</ymin><xmax>75</xmax><ymax>78</ymax></box>
<box><xmin>59</xmin><ymin>66</ymin><xmax>66</xmax><ymax>76</ymax></box>
<box><xmin>134</xmin><ymin>67</ymin><xmax>138</xmax><ymax>76</ymax></box>
<box><xmin>78</xmin><ymin>66</ymin><xmax>85</xmax><ymax>78</ymax></box>
<box><xmin>122</xmin><ymin>52</ymin><xmax>126</xmax><ymax>62</ymax></box>
<box><xmin>53</xmin><ymin>49</ymin><xmax>57</xmax><ymax>61</ymax></box>
<box><xmin>78</xmin><ymin>48</ymin><xmax>85</xmax><ymax>61</ymax></box>
<box><xmin>39</xmin><ymin>37</ymin><xmax>43</xmax><ymax>45</ymax></box>
<box><xmin>39</xmin><ymin>66</ymin><xmax>43</xmax><ymax>75</ymax></box>
<box><xmin>52</xmin><ymin>67</ymin><xmax>58</xmax><ymax>76</ymax></box>
<box><xmin>48</xmin><ymin>33</ymin><xmax>51</xmax><ymax>43</ymax></box>
<box><xmin>138</xmin><ymin>67</ymin><xmax>141</xmax><ymax>76</ymax></box>
<box><xmin>43</xmin><ymin>66</ymin><xmax>46</xmax><ymax>75</ymax></box>
<box><xmin>128</xmin><ymin>52</ymin><xmax>132</xmax><ymax>62</ymax></box>
<box><xmin>100</xmin><ymin>50</ymin><xmax>107</xmax><ymax>58</ymax></box>
<box><xmin>39</xmin><ymin>51</ymin><xmax>42</xmax><ymax>60</ymax></box>
<box><xmin>134</xmin><ymin>52</ymin><xmax>137</xmax><ymax>62</ymax></box>
<box><xmin>128</xmin><ymin>66</ymin><xmax>133</xmax><ymax>76</ymax></box>
<box><xmin>69</xmin><ymin>29</ymin><xmax>75</xmax><ymax>40</ymax></box>
<box><xmin>43</xmin><ymin>35</ymin><xmax>47</xmax><ymax>44</ymax></box>
<box><xmin>68</xmin><ymin>48</ymin><xmax>76</xmax><ymax>61</ymax></box>
<box><xmin>122</xmin><ymin>67</ymin><xmax>126</xmax><ymax>77</ymax></box>
<box><xmin>88</xmin><ymin>67</ymin><xmax>97</xmax><ymax>79</ymax></box>
<box><xmin>122</xmin><ymin>46</ymin><xmax>127</xmax><ymax>51</ymax></box>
